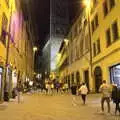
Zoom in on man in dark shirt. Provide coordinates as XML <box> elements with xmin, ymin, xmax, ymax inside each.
<box><xmin>71</xmin><ymin>83</ymin><xmax>77</xmax><ymax>106</ymax></box>
<box><xmin>71</xmin><ymin>84</ymin><xmax>77</xmax><ymax>95</ymax></box>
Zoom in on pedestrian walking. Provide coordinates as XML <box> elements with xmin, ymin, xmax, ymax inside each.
<box><xmin>12</xmin><ymin>87</ymin><xmax>17</xmax><ymax>99</ymax></box>
<box><xmin>78</xmin><ymin>82</ymin><xmax>88</xmax><ymax>105</ymax></box>
<box><xmin>17</xmin><ymin>81</ymin><xmax>23</xmax><ymax>103</ymax></box>
<box><xmin>47</xmin><ymin>83</ymin><xmax>52</xmax><ymax>95</ymax></box>
<box><xmin>45</xmin><ymin>83</ymin><xmax>49</xmax><ymax>94</ymax></box>
<box><xmin>71</xmin><ymin>83</ymin><xmax>77</xmax><ymax>106</ymax></box>
<box><xmin>111</xmin><ymin>84</ymin><xmax>120</xmax><ymax>115</ymax></box>
<box><xmin>64</xmin><ymin>83</ymin><xmax>69</xmax><ymax>93</ymax></box>
<box><xmin>99</xmin><ymin>80</ymin><xmax>112</xmax><ymax>113</ymax></box>
<box><xmin>51</xmin><ymin>83</ymin><xmax>54</xmax><ymax>95</ymax></box>
<box><xmin>55</xmin><ymin>82</ymin><xmax>60</xmax><ymax>94</ymax></box>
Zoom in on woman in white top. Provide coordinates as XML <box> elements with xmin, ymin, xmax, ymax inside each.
<box><xmin>79</xmin><ymin>82</ymin><xmax>88</xmax><ymax>104</ymax></box>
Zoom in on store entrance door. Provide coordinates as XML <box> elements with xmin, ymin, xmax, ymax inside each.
<box><xmin>110</xmin><ymin>64</ymin><xmax>120</xmax><ymax>87</ymax></box>
<box><xmin>94</xmin><ymin>66</ymin><xmax>102</xmax><ymax>93</ymax></box>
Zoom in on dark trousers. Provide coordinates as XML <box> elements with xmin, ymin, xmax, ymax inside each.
<box><xmin>115</xmin><ymin>102</ymin><xmax>120</xmax><ymax>114</ymax></box>
<box><xmin>56</xmin><ymin>88</ymin><xmax>59</xmax><ymax>93</ymax></box>
<box><xmin>101</xmin><ymin>97</ymin><xmax>110</xmax><ymax>113</ymax></box>
<box><xmin>81</xmin><ymin>94</ymin><xmax>86</xmax><ymax>104</ymax></box>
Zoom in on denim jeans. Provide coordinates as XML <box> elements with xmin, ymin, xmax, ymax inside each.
<box><xmin>101</xmin><ymin>97</ymin><xmax>110</xmax><ymax>113</ymax></box>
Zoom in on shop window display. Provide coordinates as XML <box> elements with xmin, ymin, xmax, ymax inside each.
<box><xmin>110</xmin><ymin>64</ymin><xmax>120</xmax><ymax>87</ymax></box>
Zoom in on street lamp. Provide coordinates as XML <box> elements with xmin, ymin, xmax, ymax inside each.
<box><xmin>33</xmin><ymin>46</ymin><xmax>38</xmax><ymax>53</ymax></box>
<box><xmin>33</xmin><ymin>46</ymin><xmax>38</xmax><ymax>76</ymax></box>
<box><xmin>29</xmin><ymin>81</ymin><xmax>33</xmax><ymax>86</ymax></box>
<box><xmin>83</xmin><ymin>0</ymin><xmax>91</xmax><ymax>9</ymax></box>
<box><xmin>64</xmin><ymin>39</ymin><xmax>69</xmax><ymax>46</ymax></box>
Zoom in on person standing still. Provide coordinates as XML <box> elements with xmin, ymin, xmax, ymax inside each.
<box><xmin>99</xmin><ymin>80</ymin><xmax>112</xmax><ymax>113</ymax></box>
<box><xmin>79</xmin><ymin>82</ymin><xmax>88</xmax><ymax>104</ymax></box>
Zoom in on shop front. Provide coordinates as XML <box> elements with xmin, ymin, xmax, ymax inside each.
<box><xmin>110</xmin><ymin>64</ymin><xmax>120</xmax><ymax>87</ymax></box>
<box><xmin>0</xmin><ymin>67</ymin><xmax>3</xmax><ymax>99</ymax></box>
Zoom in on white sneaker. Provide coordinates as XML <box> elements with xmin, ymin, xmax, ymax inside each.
<box><xmin>98</xmin><ymin>111</ymin><xmax>104</xmax><ymax>114</ymax></box>
<box><xmin>72</xmin><ymin>103</ymin><xmax>77</xmax><ymax>106</ymax></box>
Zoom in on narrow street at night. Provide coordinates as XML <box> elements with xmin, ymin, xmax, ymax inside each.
<box><xmin>0</xmin><ymin>93</ymin><xmax>119</xmax><ymax>120</ymax></box>
<box><xmin>1</xmin><ymin>0</ymin><xmax>120</xmax><ymax>119</ymax></box>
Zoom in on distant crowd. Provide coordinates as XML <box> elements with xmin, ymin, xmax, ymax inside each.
<box><xmin>10</xmin><ymin>79</ymin><xmax>120</xmax><ymax>116</ymax></box>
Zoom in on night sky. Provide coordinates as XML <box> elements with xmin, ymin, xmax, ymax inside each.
<box><xmin>24</xmin><ymin>0</ymin><xmax>81</xmax><ymax>51</ymax></box>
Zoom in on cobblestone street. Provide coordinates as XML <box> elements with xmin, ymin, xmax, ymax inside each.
<box><xmin>0</xmin><ymin>93</ymin><xmax>120</xmax><ymax>120</ymax></box>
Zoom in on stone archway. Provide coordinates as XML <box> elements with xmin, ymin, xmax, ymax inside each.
<box><xmin>94</xmin><ymin>66</ymin><xmax>102</xmax><ymax>93</ymax></box>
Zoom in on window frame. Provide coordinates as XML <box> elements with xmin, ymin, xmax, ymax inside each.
<box><xmin>109</xmin><ymin>0</ymin><xmax>115</xmax><ymax>10</ymax></box>
<box><xmin>103</xmin><ymin>1</ymin><xmax>108</xmax><ymax>17</ymax></box>
<box><xmin>112</xmin><ymin>20</ymin><xmax>119</xmax><ymax>42</ymax></box>
<box><xmin>106</xmin><ymin>28</ymin><xmax>111</xmax><ymax>47</ymax></box>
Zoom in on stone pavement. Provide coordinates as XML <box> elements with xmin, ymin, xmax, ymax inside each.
<box><xmin>0</xmin><ymin>93</ymin><xmax>120</xmax><ymax>120</ymax></box>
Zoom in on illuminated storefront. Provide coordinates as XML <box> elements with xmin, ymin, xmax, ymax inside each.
<box><xmin>110</xmin><ymin>64</ymin><xmax>120</xmax><ymax>87</ymax></box>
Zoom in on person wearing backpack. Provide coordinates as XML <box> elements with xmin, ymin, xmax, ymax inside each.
<box><xmin>78</xmin><ymin>82</ymin><xmax>88</xmax><ymax>105</ymax></box>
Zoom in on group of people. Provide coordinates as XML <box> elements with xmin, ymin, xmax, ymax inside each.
<box><xmin>71</xmin><ymin>80</ymin><xmax>120</xmax><ymax>115</ymax></box>
<box><xmin>12</xmin><ymin>79</ymin><xmax>120</xmax><ymax>115</ymax></box>
<box><xmin>44</xmin><ymin>81</ymin><xmax>69</xmax><ymax>95</ymax></box>
<box><xmin>99</xmin><ymin>80</ymin><xmax>120</xmax><ymax>115</ymax></box>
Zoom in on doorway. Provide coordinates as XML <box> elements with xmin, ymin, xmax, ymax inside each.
<box><xmin>94</xmin><ymin>66</ymin><xmax>102</xmax><ymax>93</ymax></box>
<box><xmin>84</xmin><ymin>70</ymin><xmax>89</xmax><ymax>90</ymax></box>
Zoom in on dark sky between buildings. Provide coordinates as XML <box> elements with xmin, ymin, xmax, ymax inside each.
<box><xmin>24</xmin><ymin>0</ymin><xmax>81</xmax><ymax>51</ymax></box>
